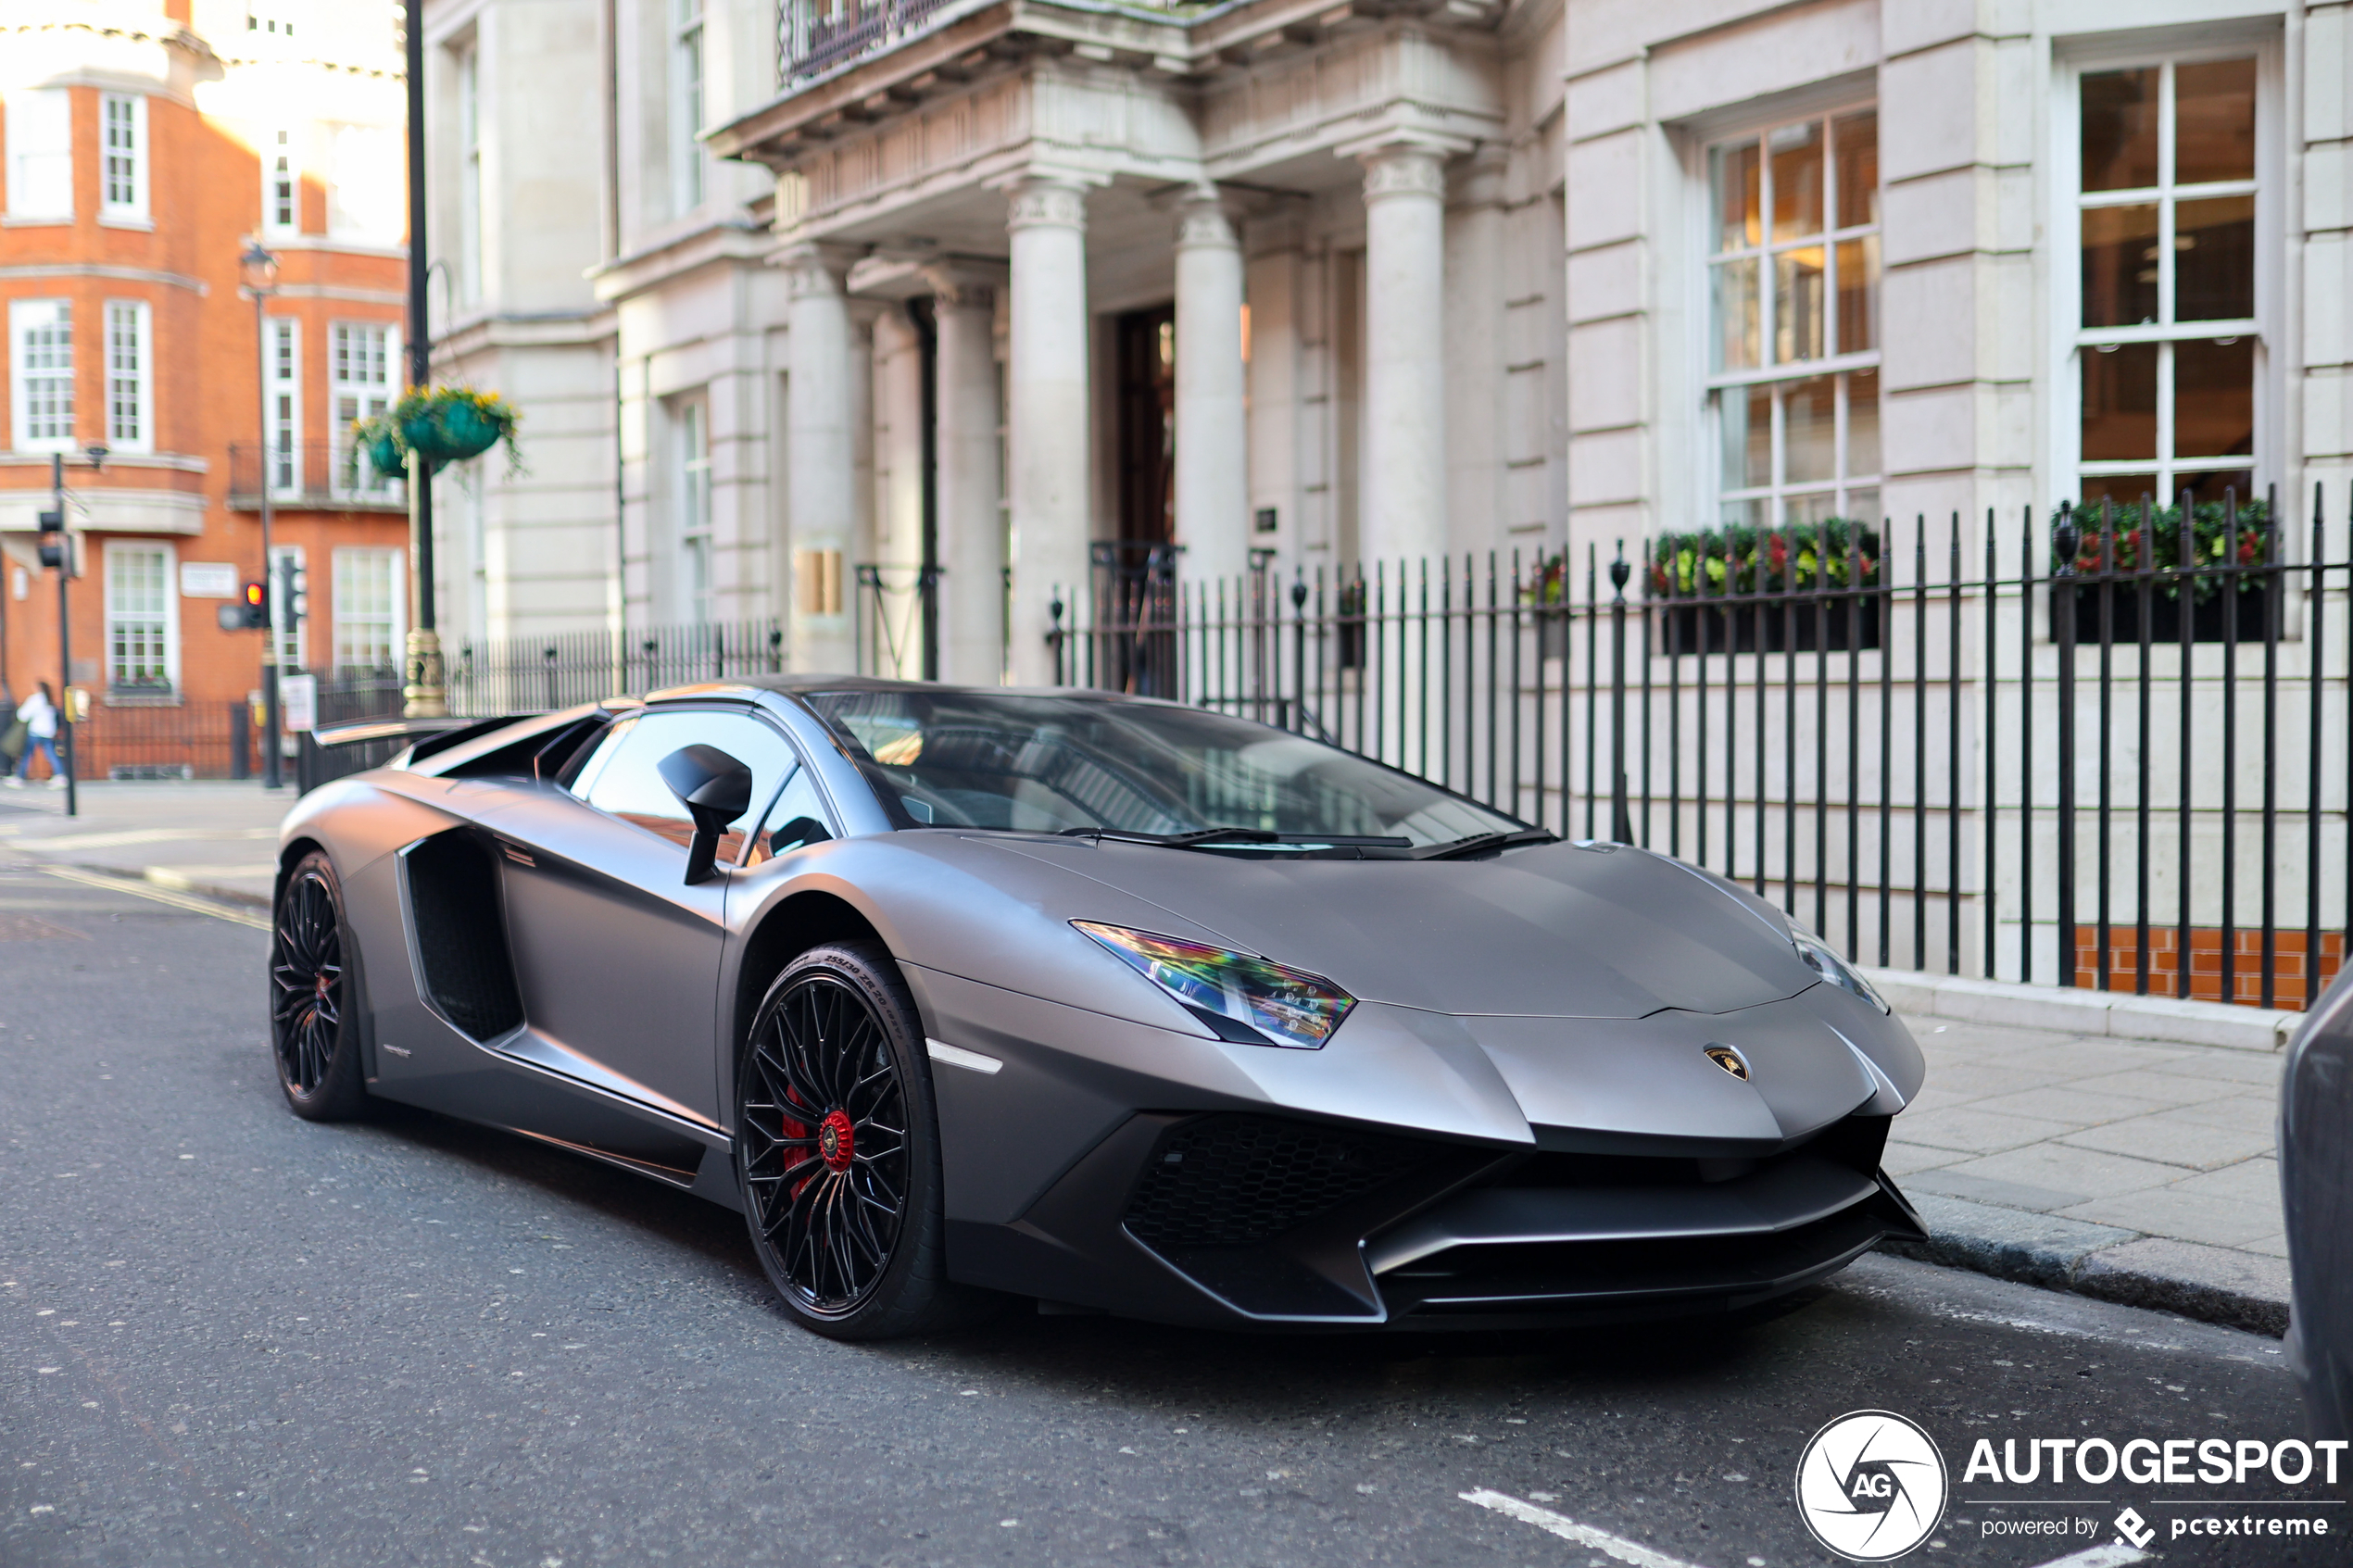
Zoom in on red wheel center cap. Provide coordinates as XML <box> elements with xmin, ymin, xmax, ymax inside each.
<box><xmin>817</xmin><ymin>1110</ymin><xmax>855</xmax><ymax>1173</ymax></box>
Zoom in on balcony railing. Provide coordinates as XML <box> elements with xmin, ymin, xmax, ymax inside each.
<box><xmin>227</xmin><ymin>441</ymin><xmax>407</xmax><ymax>512</ymax></box>
<box><xmin>778</xmin><ymin>0</ymin><xmax>967</xmax><ymax>82</ymax></box>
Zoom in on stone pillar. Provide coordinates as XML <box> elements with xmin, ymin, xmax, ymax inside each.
<box><xmin>783</xmin><ymin>242</ymin><xmax>860</xmax><ymax>673</ymax></box>
<box><xmin>927</xmin><ymin>266</ymin><xmax>1006</xmax><ymax>685</ymax></box>
<box><xmin>1446</xmin><ymin>144</ymin><xmax>1509</xmax><ymax>561</ymax></box>
<box><xmin>868</xmin><ymin>305</ymin><xmax>927</xmax><ymax>679</ymax></box>
<box><xmin>1000</xmin><ymin>173</ymin><xmax>1092</xmax><ymax>686</ymax></box>
<box><xmin>1353</xmin><ymin>142</ymin><xmax>1451</xmax><ymax>566</ymax></box>
<box><xmin>1172</xmin><ymin>185</ymin><xmax>1249</xmax><ymax>588</ymax></box>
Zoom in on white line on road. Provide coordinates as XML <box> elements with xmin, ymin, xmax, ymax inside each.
<box><xmin>2024</xmin><ymin>1547</ymin><xmax>2147</xmax><ymax>1568</ymax></box>
<box><xmin>38</xmin><ymin>865</ymin><xmax>271</xmax><ymax>931</ymax></box>
<box><xmin>1459</xmin><ymin>1489</ymin><xmax>1708</xmax><ymax>1568</ymax></box>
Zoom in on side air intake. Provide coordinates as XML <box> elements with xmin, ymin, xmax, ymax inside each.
<box><xmin>402</xmin><ymin>830</ymin><xmax>525</xmax><ymax>1041</ymax></box>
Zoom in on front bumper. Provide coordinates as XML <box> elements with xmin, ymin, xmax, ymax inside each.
<box><xmin>946</xmin><ymin>1107</ymin><xmax>1925</xmax><ymax>1331</ymax></box>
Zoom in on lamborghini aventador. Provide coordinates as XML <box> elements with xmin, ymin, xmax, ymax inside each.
<box><xmin>272</xmin><ymin>677</ymin><xmax>1927</xmax><ymax>1339</ymax></box>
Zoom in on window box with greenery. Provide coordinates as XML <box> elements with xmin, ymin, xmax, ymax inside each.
<box><xmin>2049</xmin><ymin>495</ymin><xmax>2276</xmax><ymax>644</ymax></box>
<box><xmin>1635</xmin><ymin>520</ymin><xmax>1883</xmax><ymax>653</ymax></box>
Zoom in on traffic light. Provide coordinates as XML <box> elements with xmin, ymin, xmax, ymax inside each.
<box><xmin>36</xmin><ymin>509</ymin><xmax>63</xmax><ymax>569</ymax></box>
<box><xmin>218</xmin><ymin>581</ymin><xmax>270</xmax><ymax>632</ymax></box>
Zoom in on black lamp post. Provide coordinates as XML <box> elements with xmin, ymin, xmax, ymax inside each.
<box><xmin>242</xmin><ymin>237</ymin><xmax>284</xmax><ymax>789</ymax></box>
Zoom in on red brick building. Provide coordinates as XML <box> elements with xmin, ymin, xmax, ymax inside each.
<box><xmin>0</xmin><ymin>1</ymin><xmax>408</xmax><ymax>778</ymax></box>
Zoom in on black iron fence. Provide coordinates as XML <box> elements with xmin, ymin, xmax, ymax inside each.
<box><xmin>1051</xmin><ymin>485</ymin><xmax>2348</xmax><ymax>1010</ymax></box>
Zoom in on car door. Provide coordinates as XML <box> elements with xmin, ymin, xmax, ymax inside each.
<box><xmin>489</xmin><ymin>703</ymin><xmax>804</xmax><ymax>1126</ymax></box>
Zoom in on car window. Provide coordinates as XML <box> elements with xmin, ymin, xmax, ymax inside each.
<box><xmin>565</xmin><ymin>715</ymin><xmax>636</xmax><ymax>799</ymax></box>
<box><xmin>743</xmin><ymin>765</ymin><xmax>836</xmax><ymax>866</ymax></box>
<box><xmin>575</xmin><ymin>709</ymin><xmax>801</xmax><ymax>862</ymax></box>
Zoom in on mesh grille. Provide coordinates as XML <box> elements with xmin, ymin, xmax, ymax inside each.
<box><xmin>1124</xmin><ymin>1115</ymin><xmax>1428</xmax><ymax>1249</ymax></box>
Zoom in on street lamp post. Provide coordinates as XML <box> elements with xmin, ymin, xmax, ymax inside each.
<box><xmin>402</xmin><ymin>0</ymin><xmax>445</xmax><ymax>719</ymax></box>
<box><xmin>242</xmin><ymin>239</ymin><xmax>283</xmax><ymax>790</ymax></box>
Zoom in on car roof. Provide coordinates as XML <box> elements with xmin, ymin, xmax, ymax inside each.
<box><xmin>643</xmin><ymin>674</ymin><xmax>1175</xmax><ymax>707</ymax></box>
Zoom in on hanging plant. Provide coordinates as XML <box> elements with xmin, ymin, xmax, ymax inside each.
<box><xmin>352</xmin><ymin>386</ymin><xmax>524</xmax><ymax>479</ymax></box>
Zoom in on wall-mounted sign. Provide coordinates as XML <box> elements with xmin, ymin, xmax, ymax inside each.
<box><xmin>281</xmin><ymin>672</ymin><xmax>318</xmax><ymax>734</ymax></box>
<box><xmin>181</xmin><ymin>561</ymin><xmax>238</xmax><ymax>599</ymax></box>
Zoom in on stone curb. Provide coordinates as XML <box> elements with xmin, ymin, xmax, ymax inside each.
<box><xmin>1878</xmin><ymin>1194</ymin><xmax>2291</xmax><ymax>1338</ymax></box>
<box><xmin>1859</xmin><ymin>965</ymin><xmax>2296</xmax><ymax>1053</ymax></box>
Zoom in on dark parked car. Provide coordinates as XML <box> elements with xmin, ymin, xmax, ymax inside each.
<box><xmin>273</xmin><ymin>677</ymin><xmax>1927</xmax><ymax>1340</ymax></box>
<box><xmin>2284</xmin><ymin>963</ymin><xmax>2353</xmax><ymax>1437</ymax></box>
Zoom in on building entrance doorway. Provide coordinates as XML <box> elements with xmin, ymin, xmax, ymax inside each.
<box><xmin>1101</xmin><ymin>304</ymin><xmax>1178</xmax><ymax>693</ymax></box>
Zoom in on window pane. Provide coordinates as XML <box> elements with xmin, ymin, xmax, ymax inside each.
<box><xmin>1832</xmin><ymin>111</ymin><xmax>1877</xmax><ymax>229</ymax></box>
<box><xmin>2082</xmin><ymin>342</ymin><xmax>2158</xmax><ymax>460</ymax></box>
<box><xmin>1719</xmin><ymin>385</ymin><xmax>1769</xmax><ymax>491</ymax></box>
<box><xmin>1774</xmin><ymin>246</ymin><xmax>1825</xmax><ymax>363</ymax></box>
<box><xmin>2174</xmin><ymin>58</ymin><xmax>2256</xmax><ymax>185</ymax></box>
<box><xmin>1844</xmin><ymin>370</ymin><xmax>1881</xmax><ymax>477</ymax></box>
<box><xmin>1769</xmin><ymin>120</ymin><xmax>1824</xmax><ymax>242</ymax></box>
<box><xmin>2081</xmin><ymin>474</ymin><xmax>2158</xmax><ymax>511</ymax></box>
<box><xmin>1834</xmin><ymin>236</ymin><xmax>1877</xmax><ymax>353</ymax></box>
<box><xmin>1711</xmin><ymin>139</ymin><xmax>1760</xmax><ymax>253</ymax></box>
<box><xmin>1720</xmin><ymin>497</ymin><xmax>1767</xmax><ymax>531</ymax></box>
<box><xmin>2175</xmin><ymin>195</ymin><xmax>2254</xmax><ymax>320</ymax></box>
<box><xmin>1784</xmin><ymin>376</ymin><xmax>1836</xmax><ymax>483</ymax></box>
<box><xmin>583</xmin><ymin>709</ymin><xmax>801</xmax><ymax>861</ymax></box>
<box><xmin>1843</xmin><ymin>487</ymin><xmax>1880</xmax><ymax>523</ymax></box>
<box><xmin>1712</xmin><ymin>258</ymin><xmax>1759</xmax><ymax>370</ymax></box>
<box><xmin>1785</xmin><ymin>492</ymin><xmax>1838</xmax><ymax>525</ymax></box>
<box><xmin>2178</xmin><ymin>468</ymin><xmax>2254</xmax><ymax>509</ymax></box>
<box><xmin>2173</xmin><ymin>336</ymin><xmax>2254</xmax><ymax>459</ymax></box>
<box><xmin>2082</xmin><ymin>68</ymin><xmax>2159</xmax><ymax>192</ymax></box>
<box><xmin>2080</xmin><ymin>204</ymin><xmax>2159</xmax><ymax>327</ymax></box>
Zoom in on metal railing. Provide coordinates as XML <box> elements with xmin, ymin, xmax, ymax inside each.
<box><xmin>1051</xmin><ymin>485</ymin><xmax>2349</xmax><ymax>1010</ymax></box>
<box><xmin>779</xmin><ymin>0</ymin><xmax>962</xmax><ymax>82</ymax></box>
<box><xmin>227</xmin><ymin>441</ymin><xmax>406</xmax><ymax>511</ymax></box>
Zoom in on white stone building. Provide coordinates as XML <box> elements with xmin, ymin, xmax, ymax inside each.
<box><xmin>421</xmin><ymin>0</ymin><xmax>2348</xmax><ymax>689</ymax></box>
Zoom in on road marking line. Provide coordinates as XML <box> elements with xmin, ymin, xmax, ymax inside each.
<box><xmin>1459</xmin><ymin>1489</ymin><xmax>1708</xmax><ymax>1568</ymax></box>
<box><xmin>37</xmin><ymin>865</ymin><xmax>271</xmax><ymax>931</ymax></box>
<box><xmin>2025</xmin><ymin>1548</ymin><xmax>2147</xmax><ymax>1568</ymax></box>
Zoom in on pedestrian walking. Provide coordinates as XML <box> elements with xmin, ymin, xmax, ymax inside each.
<box><xmin>9</xmin><ymin>683</ymin><xmax>63</xmax><ymax>788</ymax></box>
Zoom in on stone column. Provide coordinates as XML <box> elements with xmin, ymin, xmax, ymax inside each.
<box><xmin>1353</xmin><ymin>142</ymin><xmax>1451</xmax><ymax>566</ymax></box>
<box><xmin>1446</xmin><ymin>144</ymin><xmax>1509</xmax><ymax>560</ymax></box>
<box><xmin>1172</xmin><ymin>185</ymin><xmax>1249</xmax><ymax>588</ymax></box>
<box><xmin>926</xmin><ymin>266</ymin><xmax>1006</xmax><ymax>685</ymax></box>
<box><xmin>783</xmin><ymin>242</ymin><xmax>860</xmax><ymax>673</ymax></box>
<box><xmin>1000</xmin><ymin>173</ymin><xmax>1092</xmax><ymax>686</ymax></box>
<box><xmin>868</xmin><ymin>305</ymin><xmax>927</xmax><ymax>679</ymax></box>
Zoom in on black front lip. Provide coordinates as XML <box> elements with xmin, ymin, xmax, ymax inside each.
<box><xmin>944</xmin><ymin>1110</ymin><xmax>1925</xmax><ymax>1332</ymax></box>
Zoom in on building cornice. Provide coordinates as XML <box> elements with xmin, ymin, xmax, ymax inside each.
<box><xmin>589</xmin><ymin>219</ymin><xmax>776</xmax><ymax>305</ymax></box>
<box><xmin>0</xmin><ymin>263</ymin><xmax>209</xmax><ymax>295</ymax></box>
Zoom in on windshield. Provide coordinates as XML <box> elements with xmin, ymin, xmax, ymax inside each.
<box><xmin>802</xmin><ymin>690</ymin><xmax>1524</xmax><ymax>848</ymax></box>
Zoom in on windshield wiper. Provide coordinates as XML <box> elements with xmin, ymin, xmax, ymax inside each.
<box><xmin>1058</xmin><ymin>826</ymin><xmax>1412</xmax><ymax>849</ymax></box>
<box><xmin>1414</xmin><ymin>827</ymin><xmax>1560</xmax><ymax>860</ymax></box>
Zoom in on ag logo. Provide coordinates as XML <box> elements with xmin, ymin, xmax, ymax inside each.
<box><xmin>1794</xmin><ymin>1410</ymin><xmax>1948</xmax><ymax>1561</ymax></box>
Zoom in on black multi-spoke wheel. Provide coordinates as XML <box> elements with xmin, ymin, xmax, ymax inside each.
<box><xmin>270</xmin><ymin>850</ymin><xmax>368</xmax><ymax>1121</ymax></box>
<box><xmin>736</xmin><ymin>941</ymin><xmax>980</xmax><ymax>1338</ymax></box>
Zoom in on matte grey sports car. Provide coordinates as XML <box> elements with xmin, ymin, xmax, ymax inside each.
<box><xmin>274</xmin><ymin>676</ymin><xmax>1928</xmax><ymax>1340</ymax></box>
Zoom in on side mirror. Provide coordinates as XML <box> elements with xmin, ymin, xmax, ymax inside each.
<box><xmin>657</xmin><ymin>745</ymin><xmax>754</xmax><ymax>885</ymax></box>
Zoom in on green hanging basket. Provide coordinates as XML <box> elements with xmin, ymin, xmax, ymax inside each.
<box><xmin>353</xmin><ymin>386</ymin><xmax>523</xmax><ymax>479</ymax></box>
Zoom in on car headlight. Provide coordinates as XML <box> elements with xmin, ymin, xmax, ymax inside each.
<box><xmin>1790</xmin><ymin>922</ymin><xmax>1891</xmax><ymax>1013</ymax></box>
<box><xmin>1072</xmin><ymin>922</ymin><xmax>1355</xmax><ymax>1049</ymax></box>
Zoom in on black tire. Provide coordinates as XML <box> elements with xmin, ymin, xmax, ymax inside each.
<box><xmin>736</xmin><ymin>940</ymin><xmax>978</xmax><ymax>1340</ymax></box>
<box><xmin>270</xmin><ymin>849</ymin><xmax>370</xmax><ymax>1122</ymax></box>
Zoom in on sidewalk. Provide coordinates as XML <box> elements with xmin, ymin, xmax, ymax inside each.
<box><xmin>1881</xmin><ymin>1009</ymin><xmax>2291</xmax><ymax>1336</ymax></box>
<box><xmin>0</xmin><ymin>779</ymin><xmax>292</xmax><ymax>907</ymax></box>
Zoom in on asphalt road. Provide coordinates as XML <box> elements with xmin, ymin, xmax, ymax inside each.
<box><xmin>0</xmin><ymin>857</ymin><xmax>2332</xmax><ymax>1568</ymax></box>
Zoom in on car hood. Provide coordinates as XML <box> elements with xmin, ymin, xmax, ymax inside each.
<box><xmin>982</xmin><ymin>836</ymin><xmax>1815</xmax><ymax>1019</ymax></box>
